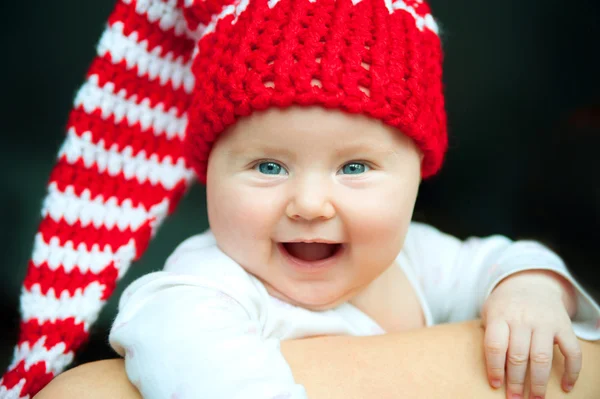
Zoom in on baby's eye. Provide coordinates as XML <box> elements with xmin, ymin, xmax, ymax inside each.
<box><xmin>340</xmin><ymin>162</ymin><xmax>370</xmax><ymax>175</ymax></box>
<box><xmin>255</xmin><ymin>161</ymin><xmax>288</xmax><ymax>175</ymax></box>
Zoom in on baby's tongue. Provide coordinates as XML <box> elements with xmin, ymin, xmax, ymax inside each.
<box><xmin>284</xmin><ymin>243</ymin><xmax>335</xmax><ymax>261</ymax></box>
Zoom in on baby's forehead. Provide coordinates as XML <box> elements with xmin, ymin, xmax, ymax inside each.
<box><xmin>208</xmin><ymin>106</ymin><xmax>421</xmax><ymax>161</ymax></box>
<box><xmin>229</xmin><ymin>106</ymin><xmax>385</xmax><ymax>132</ymax></box>
<box><xmin>240</xmin><ymin>136</ymin><xmax>396</xmax><ymax>153</ymax></box>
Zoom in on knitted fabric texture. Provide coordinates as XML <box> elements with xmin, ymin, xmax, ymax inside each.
<box><xmin>0</xmin><ymin>0</ymin><xmax>445</xmax><ymax>398</ymax></box>
<box><xmin>185</xmin><ymin>0</ymin><xmax>447</xmax><ymax>182</ymax></box>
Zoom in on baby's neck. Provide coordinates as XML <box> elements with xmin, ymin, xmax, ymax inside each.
<box><xmin>350</xmin><ymin>263</ymin><xmax>425</xmax><ymax>333</ymax></box>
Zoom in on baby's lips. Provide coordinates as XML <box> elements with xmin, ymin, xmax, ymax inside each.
<box><xmin>282</xmin><ymin>242</ymin><xmax>340</xmax><ymax>261</ymax></box>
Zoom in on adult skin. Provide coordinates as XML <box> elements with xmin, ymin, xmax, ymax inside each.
<box><xmin>35</xmin><ymin>320</ymin><xmax>600</xmax><ymax>399</ymax></box>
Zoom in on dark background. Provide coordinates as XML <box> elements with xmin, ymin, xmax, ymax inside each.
<box><xmin>1</xmin><ymin>0</ymin><xmax>599</xmax><ymax>372</ymax></box>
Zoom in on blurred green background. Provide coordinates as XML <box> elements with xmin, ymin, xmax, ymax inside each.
<box><xmin>1</xmin><ymin>0</ymin><xmax>599</xmax><ymax>371</ymax></box>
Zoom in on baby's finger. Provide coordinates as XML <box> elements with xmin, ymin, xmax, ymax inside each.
<box><xmin>506</xmin><ymin>326</ymin><xmax>531</xmax><ymax>399</ymax></box>
<box><xmin>556</xmin><ymin>328</ymin><xmax>583</xmax><ymax>392</ymax></box>
<box><xmin>484</xmin><ymin>319</ymin><xmax>509</xmax><ymax>388</ymax></box>
<box><xmin>528</xmin><ymin>330</ymin><xmax>554</xmax><ymax>399</ymax></box>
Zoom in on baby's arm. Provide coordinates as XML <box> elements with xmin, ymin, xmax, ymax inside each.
<box><xmin>403</xmin><ymin>222</ymin><xmax>600</xmax><ymax>337</ymax></box>
<box><xmin>403</xmin><ymin>222</ymin><xmax>600</xmax><ymax>397</ymax></box>
<box><xmin>109</xmin><ymin>242</ymin><xmax>307</xmax><ymax>399</ymax></box>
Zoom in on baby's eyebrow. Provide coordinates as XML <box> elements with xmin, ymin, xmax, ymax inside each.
<box><xmin>334</xmin><ymin>142</ymin><xmax>397</xmax><ymax>156</ymax></box>
<box><xmin>225</xmin><ymin>144</ymin><xmax>296</xmax><ymax>158</ymax></box>
<box><xmin>225</xmin><ymin>140</ymin><xmax>397</xmax><ymax>159</ymax></box>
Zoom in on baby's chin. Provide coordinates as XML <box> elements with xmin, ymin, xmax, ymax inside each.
<box><xmin>264</xmin><ymin>283</ymin><xmax>352</xmax><ymax>311</ymax></box>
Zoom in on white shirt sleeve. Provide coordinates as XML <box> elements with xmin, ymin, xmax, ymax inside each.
<box><xmin>401</xmin><ymin>222</ymin><xmax>600</xmax><ymax>340</ymax></box>
<box><xmin>109</xmin><ymin>232</ymin><xmax>308</xmax><ymax>399</ymax></box>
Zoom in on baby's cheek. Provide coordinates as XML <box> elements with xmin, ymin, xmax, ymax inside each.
<box><xmin>210</xmin><ymin>195</ymin><xmax>279</xmax><ymax>268</ymax></box>
<box><xmin>224</xmin><ymin>201</ymin><xmax>278</xmax><ymax>247</ymax></box>
<box><xmin>351</xmin><ymin>203</ymin><xmax>409</xmax><ymax>244</ymax></box>
<box><xmin>219</xmin><ymin>186</ymin><xmax>281</xmax><ymax>227</ymax></box>
<box><xmin>348</xmin><ymin>200</ymin><xmax>410</xmax><ymax>271</ymax></box>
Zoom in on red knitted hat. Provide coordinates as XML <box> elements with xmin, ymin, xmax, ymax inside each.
<box><xmin>0</xmin><ymin>1</ymin><xmax>445</xmax><ymax>397</ymax></box>
<box><xmin>184</xmin><ymin>0</ymin><xmax>447</xmax><ymax>183</ymax></box>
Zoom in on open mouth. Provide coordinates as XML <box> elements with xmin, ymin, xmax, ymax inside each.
<box><xmin>281</xmin><ymin>242</ymin><xmax>343</xmax><ymax>262</ymax></box>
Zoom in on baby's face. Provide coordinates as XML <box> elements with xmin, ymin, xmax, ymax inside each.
<box><xmin>206</xmin><ymin>106</ymin><xmax>422</xmax><ymax>310</ymax></box>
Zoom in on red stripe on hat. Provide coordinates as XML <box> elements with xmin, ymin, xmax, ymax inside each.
<box><xmin>67</xmin><ymin>107</ymin><xmax>188</xmax><ymax>165</ymax></box>
<box><xmin>88</xmin><ymin>55</ymin><xmax>192</xmax><ymax>117</ymax></box>
<box><xmin>183</xmin><ymin>0</ymin><xmax>237</xmax><ymax>31</ymax></box>
<box><xmin>19</xmin><ymin>318</ymin><xmax>89</xmax><ymax>353</ymax></box>
<box><xmin>402</xmin><ymin>0</ymin><xmax>432</xmax><ymax>17</ymax></box>
<box><xmin>1</xmin><ymin>360</ymin><xmax>55</xmax><ymax>396</ymax></box>
<box><xmin>23</xmin><ymin>260</ymin><xmax>119</xmax><ymax>301</ymax></box>
<box><xmin>109</xmin><ymin>0</ymin><xmax>196</xmax><ymax>63</ymax></box>
<box><xmin>49</xmin><ymin>156</ymin><xmax>188</xmax><ymax>212</ymax></box>
<box><xmin>37</xmin><ymin>216</ymin><xmax>153</xmax><ymax>260</ymax></box>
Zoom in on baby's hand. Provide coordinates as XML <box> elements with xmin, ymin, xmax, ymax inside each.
<box><xmin>481</xmin><ymin>272</ymin><xmax>581</xmax><ymax>399</ymax></box>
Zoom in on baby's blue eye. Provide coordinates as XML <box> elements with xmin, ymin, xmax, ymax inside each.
<box><xmin>341</xmin><ymin>162</ymin><xmax>368</xmax><ymax>175</ymax></box>
<box><xmin>257</xmin><ymin>161</ymin><xmax>287</xmax><ymax>175</ymax></box>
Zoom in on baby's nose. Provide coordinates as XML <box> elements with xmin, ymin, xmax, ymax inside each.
<box><xmin>285</xmin><ymin>181</ymin><xmax>335</xmax><ymax>221</ymax></box>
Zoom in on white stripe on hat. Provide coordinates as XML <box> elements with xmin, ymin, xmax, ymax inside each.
<box><xmin>74</xmin><ymin>76</ymin><xmax>189</xmax><ymax>140</ymax></box>
<box><xmin>122</xmin><ymin>0</ymin><xmax>190</xmax><ymax>36</ymax></box>
<box><xmin>58</xmin><ymin>129</ymin><xmax>194</xmax><ymax>189</ymax></box>
<box><xmin>21</xmin><ymin>283</ymin><xmax>106</xmax><ymax>326</ymax></box>
<box><xmin>11</xmin><ymin>340</ymin><xmax>75</xmax><ymax>377</ymax></box>
<box><xmin>97</xmin><ymin>21</ymin><xmax>195</xmax><ymax>92</ymax></box>
<box><xmin>32</xmin><ymin>232</ymin><xmax>136</xmax><ymax>276</ymax></box>
<box><xmin>391</xmin><ymin>0</ymin><xmax>439</xmax><ymax>34</ymax></box>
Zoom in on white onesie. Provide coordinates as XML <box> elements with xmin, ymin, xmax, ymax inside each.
<box><xmin>109</xmin><ymin>222</ymin><xmax>600</xmax><ymax>399</ymax></box>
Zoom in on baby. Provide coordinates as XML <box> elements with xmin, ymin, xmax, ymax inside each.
<box><xmin>2</xmin><ymin>0</ymin><xmax>599</xmax><ymax>399</ymax></box>
<box><xmin>105</xmin><ymin>1</ymin><xmax>600</xmax><ymax>399</ymax></box>
<box><xmin>110</xmin><ymin>105</ymin><xmax>600</xmax><ymax>399</ymax></box>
